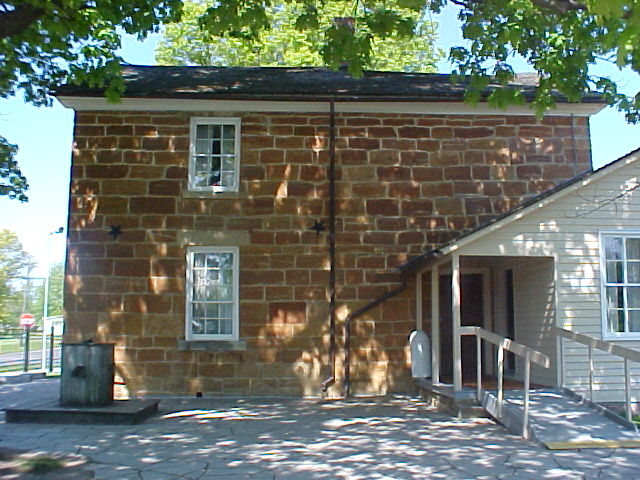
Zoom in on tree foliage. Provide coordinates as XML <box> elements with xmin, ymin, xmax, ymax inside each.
<box><xmin>0</xmin><ymin>135</ymin><xmax>28</xmax><ymax>202</ymax></box>
<box><xmin>45</xmin><ymin>262</ymin><xmax>64</xmax><ymax>319</ymax></box>
<box><xmin>156</xmin><ymin>1</ymin><xmax>440</xmax><ymax>72</ymax></box>
<box><xmin>438</xmin><ymin>0</ymin><xmax>640</xmax><ymax>119</ymax></box>
<box><xmin>0</xmin><ymin>230</ymin><xmax>33</xmax><ymax>327</ymax></box>
<box><xmin>0</xmin><ymin>0</ymin><xmax>184</xmax><ymax>200</ymax></box>
<box><xmin>187</xmin><ymin>0</ymin><xmax>640</xmax><ymax>119</ymax></box>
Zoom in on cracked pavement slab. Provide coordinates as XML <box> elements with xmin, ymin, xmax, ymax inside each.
<box><xmin>1</xmin><ymin>379</ymin><xmax>640</xmax><ymax>479</ymax></box>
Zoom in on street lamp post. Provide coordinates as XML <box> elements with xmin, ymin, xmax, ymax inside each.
<box><xmin>40</xmin><ymin>227</ymin><xmax>64</xmax><ymax>372</ymax></box>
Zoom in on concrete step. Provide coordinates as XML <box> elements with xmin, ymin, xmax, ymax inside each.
<box><xmin>0</xmin><ymin>371</ymin><xmax>46</xmax><ymax>384</ymax></box>
<box><xmin>483</xmin><ymin>389</ymin><xmax>640</xmax><ymax>449</ymax></box>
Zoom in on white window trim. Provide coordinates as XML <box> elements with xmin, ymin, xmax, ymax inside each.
<box><xmin>185</xmin><ymin>246</ymin><xmax>240</xmax><ymax>341</ymax></box>
<box><xmin>188</xmin><ymin>117</ymin><xmax>241</xmax><ymax>193</ymax></box>
<box><xmin>599</xmin><ymin>230</ymin><xmax>640</xmax><ymax>340</ymax></box>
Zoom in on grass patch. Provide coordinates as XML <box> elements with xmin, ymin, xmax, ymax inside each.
<box><xmin>22</xmin><ymin>456</ymin><xmax>64</xmax><ymax>474</ymax></box>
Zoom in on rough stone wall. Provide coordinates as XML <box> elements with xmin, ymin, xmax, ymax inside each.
<box><xmin>65</xmin><ymin>110</ymin><xmax>591</xmax><ymax>397</ymax></box>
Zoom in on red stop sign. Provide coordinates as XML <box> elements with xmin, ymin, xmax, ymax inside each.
<box><xmin>20</xmin><ymin>313</ymin><xmax>35</xmax><ymax>328</ymax></box>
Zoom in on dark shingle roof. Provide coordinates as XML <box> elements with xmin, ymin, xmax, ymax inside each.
<box><xmin>55</xmin><ymin>65</ymin><xmax>605</xmax><ymax>104</ymax></box>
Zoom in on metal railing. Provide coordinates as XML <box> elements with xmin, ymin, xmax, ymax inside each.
<box><xmin>460</xmin><ymin>326</ymin><xmax>551</xmax><ymax>439</ymax></box>
<box><xmin>554</xmin><ymin>326</ymin><xmax>640</xmax><ymax>423</ymax></box>
<box><xmin>0</xmin><ymin>331</ymin><xmax>62</xmax><ymax>372</ymax></box>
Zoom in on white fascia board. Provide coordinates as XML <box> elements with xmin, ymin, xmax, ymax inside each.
<box><xmin>56</xmin><ymin>96</ymin><xmax>604</xmax><ymax>116</ymax></box>
<box><xmin>437</xmin><ymin>151</ymin><xmax>640</xmax><ymax>259</ymax></box>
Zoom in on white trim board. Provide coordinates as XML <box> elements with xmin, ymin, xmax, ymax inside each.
<box><xmin>56</xmin><ymin>96</ymin><xmax>604</xmax><ymax>116</ymax></box>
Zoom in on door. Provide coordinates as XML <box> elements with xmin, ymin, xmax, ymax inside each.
<box><xmin>439</xmin><ymin>273</ymin><xmax>485</xmax><ymax>381</ymax></box>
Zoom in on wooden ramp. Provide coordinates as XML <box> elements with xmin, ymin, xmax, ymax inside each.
<box><xmin>483</xmin><ymin>389</ymin><xmax>640</xmax><ymax>450</ymax></box>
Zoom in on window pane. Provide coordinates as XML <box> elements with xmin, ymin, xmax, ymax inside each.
<box><xmin>205</xmin><ymin>303</ymin><xmax>219</xmax><ymax>318</ymax></box>
<box><xmin>193</xmin><ymin>173</ymin><xmax>209</xmax><ymax>188</ymax></box>
<box><xmin>193</xmin><ymin>253</ymin><xmax>206</xmax><ymax>268</ymax></box>
<box><xmin>212</xmin><ymin>140</ymin><xmax>221</xmax><ymax>155</ymax></box>
<box><xmin>207</xmin><ymin>269</ymin><xmax>220</xmax><ymax>282</ymax></box>
<box><xmin>606</xmin><ymin>261</ymin><xmax>624</xmax><ymax>283</ymax></box>
<box><xmin>191</xmin><ymin>304</ymin><xmax>205</xmax><ymax>335</ymax></box>
<box><xmin>192</xmin><ymin>303</ymin><xmax>205</xmax><ymax>319</ymax></box>
<box><xmin>192</xmin><ymin>280</ymin><xmax>208</xmax><ymax>301</ymax></box>
<box><xmin>221</xmin><ymin>172</ymin><xmax>235</xmax><ymax>188</ymax></box>
<box><xmin>629</xmin><ymin>287</ymin><xmax>640</xmax><ymax>308</ymax></box>
<box><xmin>222</xmin><ymin>125</ymin><xmax>235</xmax><ymax>140</ymax></box>
<box><xmin>608</xmin><ymin>309</ymin><xmax>625</xmax><ymax>332</ymax></box>
<box><xmin>219</xmin><ymin>303</ymin><xmax>232</xmax><ymax>319</ymax></box>
<box><xmin>211</xmin><ymin>125</ymin><xmax>221</xmax><ymax>139</ymax></box>
<box><xmin>222</xmin><ymin>157</ymin><xmax>235</xmax><ymax>171</ymax></box>
<box><xmin>207</xmin><ymin>253</ymin><xmax>233</xmax><ymax>269</ymax></box>
<box><xmin>194</xmin><ymin>156</ymin><xmax>209</xmax><ymax>172</ymax></box>
<box><xmin>212</xmin><ymin>285</ymin><xmax>232</xmax><ymax>301</ymax></box>
<box><xmin>630</xmin><ymin>311</ymin><xmax>640</xmax><ymax>332</ymax></box>
<box><xmin>219</xmin><ymin>319</ymin><xmax>233</xmax><ymax>334</ymax></box>
<box><xmin>195</xmin><ymin>139</ymin><xmax>211</xmax><ymax>154</ymax></box>
<box><xmin>191</xmin><ymin>321</ymin><xmax>205</xmax><ymax>335</ymax></box>
<box><xmin>628</xmin><ymin>262</ymin><xmax>640</xmax><ymax>283</ymax></box>
<box><xmin>205</xmin><ymin>319</ymin><xmax>219</xmax><ymax>335</ymax></box>
<box><xmin>627</xmin><ymin>239</ymin><xmax>640</xmax><ymax>260</ymax></box>
<box><xmin>607</xmin><ymin>286</ymin><xmax>624</xmax><ymax>309</ymax></box>
<box><xmin>223</xmin><ymin>140</ymin><xmax>235</xmax><ymax>155</ymax></box>
<box><xmin>605</xmin><ymin>237</ymin><xmax>623</xmax><ymax>260</ymax></box>
<box><xmin>196</xmin><ymin>124</ymin><xmax>208</xmax><ymax>139</ymax></box>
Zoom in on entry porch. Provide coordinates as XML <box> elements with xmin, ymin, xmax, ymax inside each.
<box><xmin>410</xmin><ymin>253</ymin><xmax>558</xmax><ymax>401</ymax></box>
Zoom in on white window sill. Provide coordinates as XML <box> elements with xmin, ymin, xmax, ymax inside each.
<box><xmin>182</xmin><ymin>190</ymin><xmax>242</xmax><ymax>199</ymax></box>
<box><xmin>178</xmin><ymin>340</ymin><xmax>247</xmax><ymax>352</ymax></box>
<box><xmin>602</xmin><ymin>333</ymin><xmax>640</xmax><ymax>341</ymax></box>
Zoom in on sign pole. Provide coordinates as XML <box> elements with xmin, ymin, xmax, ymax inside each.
<box><xmin>49</xmin><ymin>324</ymin><xmax>55</xmax><ymax>373</ymax></box>
<box><xmin>23</xmin><ymin>327</ymin><xmax>30</xmax><ymax>372</ymax></box>
<box><xmin>19</xmin><ymin>313</ymin><xmax>35</xmax><ymax>372</ymax></box>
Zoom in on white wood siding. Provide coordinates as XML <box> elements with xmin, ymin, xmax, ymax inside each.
<box><xmin>513</xmin><ymin>258</ymin><xmax>557</xmax><ymax>387</ymax></box>
<box><xmin>456</xmin><ymin>155</ymin><xmax>640</xmax><ymax>402</ymax></box>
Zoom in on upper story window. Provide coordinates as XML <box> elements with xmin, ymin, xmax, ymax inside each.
<box><xmin>185</xmin><ymin>246</ymin><xmax>240</xmax><ymax>341</ymax></box>
<box><xmin>601</xmin><ymin>232</ymin><xmax>640</xmax><ymax>339</ymax></box>
<box><xmin>189</xmin><ymin>117</ymin><xmax>241</xmax><ymax>192</ymax></box>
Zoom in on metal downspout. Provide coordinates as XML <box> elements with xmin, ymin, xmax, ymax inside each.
<box><xmin>321</xmin><ymin>99</ymin><xmax>337</xmax><ymax>394</ymax></box>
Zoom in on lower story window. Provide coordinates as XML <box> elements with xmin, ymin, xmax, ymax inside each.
<box><xmin>186</xmin><ymin>246</ymin><xmax>239</xmax><ymax>341</ymax></box>
<box><xmin>601</xmin><ymin>233</ymin><xmax>640</xmax><ymax>338</ymax></box>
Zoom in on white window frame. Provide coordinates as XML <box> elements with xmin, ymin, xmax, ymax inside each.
<box><xmin>600</xmin><ymin>230</ymin><xmax>640</xmax><ymax>340</ymax></box>
<box><xmin>188</xmin><ymin>117</ymin><xmax>241</xmax><ymax>193</ymax></box>
<box><xmin>185</xmin><ymin>246</ymin><xmax>240</xmax><ymax>341</ymax></box>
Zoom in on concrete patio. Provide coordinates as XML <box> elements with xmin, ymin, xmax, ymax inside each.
<box><xmin>1</xmin><ymin>378</ymin><xmax>640</xmax><ymax>479</ymax></box>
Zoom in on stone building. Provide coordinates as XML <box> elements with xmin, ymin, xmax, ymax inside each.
<box><xmin>55</xmin><ymin>66</ymin><xmax>603</xmax><ymax>398</ymax></box>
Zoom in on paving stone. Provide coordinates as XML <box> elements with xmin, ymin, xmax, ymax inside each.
<box><xmin>2</xmin><ymin>380</ymin><xmax>640</xmax><ymax>480</ymax></box>
<box><xmin>91</xmin><ymin>464</ymin><xmax>140</xmax><ymax>480</ymax></box>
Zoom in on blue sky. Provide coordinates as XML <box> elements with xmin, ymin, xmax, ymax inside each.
<box><xmin>1</xmin><ymin>4</ymin><xmax>639</xmax><ymax>272</ymax></box>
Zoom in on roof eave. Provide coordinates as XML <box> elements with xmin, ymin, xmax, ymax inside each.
<box><xmin>55</xmin><ymin>95</ymin><xmax>606</xmax><ymax>116</ymax></box>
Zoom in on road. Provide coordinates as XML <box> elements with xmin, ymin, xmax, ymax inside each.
<box><xmin>0</xmin><ymin>347</ymin><xmax>60</xmax><ymax>370</ymax></box>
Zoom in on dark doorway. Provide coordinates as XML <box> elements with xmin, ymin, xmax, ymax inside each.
<box><xmin>439</xmin><ymin>273</ymin><xmax>485</xmax><ymax>380</ymax></box>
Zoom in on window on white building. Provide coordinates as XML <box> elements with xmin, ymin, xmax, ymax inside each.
<box><xmin>601</xmin><ymin>232</ymin><xmax>640</xmax><ymax>338</ymax></box>
<box><xmin>189</xmin><ymin>117</ymin><xmax>241</xmax><ymax>192</ymax></box>
<box><xmin>186</xmin><ymin>246</ymin><xmax>239</xmax><ymax>341</ymax></box>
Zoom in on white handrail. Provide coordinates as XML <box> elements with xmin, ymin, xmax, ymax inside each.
<box><xmin>553</xmin><ymin>327</ymin><xmax>638</xmax><ymax>423</ymax></box>
<box><xmin>461</xmin><ymin>326</ymin><xmax>551</xmax><ymax>439</ymax></box>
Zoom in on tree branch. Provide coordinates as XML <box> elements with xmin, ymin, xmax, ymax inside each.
<box><xmin>448</xmin><ymin>0</ymin><xmax>586</xmax><ymax>14</ymax></box>
<box><xmin>528</xmin><ymin>0</ymin><xmax>586</xmax><ymax>13</ymax></box>
<box><xmin>0</xmin><ymin>3</ymin><xmax>45</xmax><ymax>40</ymax></box>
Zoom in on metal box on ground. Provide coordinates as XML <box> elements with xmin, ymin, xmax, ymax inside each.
<box><xmin>60</xmin><ymin>343</ymin><xmax>115</xmax><ymax>407</ymax></box>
